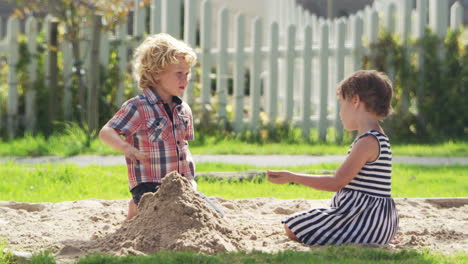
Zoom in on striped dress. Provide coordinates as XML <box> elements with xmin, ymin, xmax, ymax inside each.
<box><xmin>283</xmin><ymin>130</ymin><xmax>398</xmax><ymax>245</ymax></box>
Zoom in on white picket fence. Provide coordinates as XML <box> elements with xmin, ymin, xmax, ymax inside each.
<box><xmin>0</xmin><ymin>0</ymin><xmax>465</xmax><ymax>141</ymax></box>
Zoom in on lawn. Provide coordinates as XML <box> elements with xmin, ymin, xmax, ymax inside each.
<box><xmin>21</xmin><ymin>246</ymin><xmax>467</xmax><ymax>264</ymax></box>
<box><xmin>0</xmin><ymin>133</ymin><xmax>467</xmax><ymax>157</ymax></box>
<box><xmin>1</xmin><ymin>134</ymin><xmax>467</xmax><ymax>264</ymax></box>
<box><xmin>1</xmin><ymin>162</ymin><xmax>466</xmax><ymax>202</ymax></box>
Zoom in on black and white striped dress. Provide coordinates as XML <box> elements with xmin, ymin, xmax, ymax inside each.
<box><xmin>283</xmin><ymin>130</ymin><xmax>398</xmax><ymax>245</ymax></box>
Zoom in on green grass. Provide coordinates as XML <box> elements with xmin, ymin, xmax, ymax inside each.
<box><xmin>1</xmin><ymin>163</ymin><xmax>466</xmax><ymax>202</ymax></box>
<box><xmin>0</xmin><ymin>239</ymin><xmax>13</xmax><ymax>264</ymax></box>
<box><xmin>191</xmin><ymin>138</ymin><xmax>468</xmax><ymax>157</ymax></box>
<box><xmin>26</xmin><ymin>246</ymin><xmax>467</xmax><ymax>264</ymax></box>
<box><xmin>1</xmin><ymin>134</ymin><xmax>467</xmax><ymax>157</ymax></box>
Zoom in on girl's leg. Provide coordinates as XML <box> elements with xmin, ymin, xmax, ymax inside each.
<box><xmin>126</xmin><ymin>199</ymin><xmax>137</xmax><ymax>221</ymax></box>
<box><xmin>284</xmin><ymin>224</ymin><xmax>298</xmax><ymax>241</ymax></box>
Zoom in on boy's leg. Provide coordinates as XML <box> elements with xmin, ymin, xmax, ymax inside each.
<box><xmin>126</xmin><ymin>199</ymin><xmax>137</xmax><ymax>221</ymax></box>
<box><xmin>284</xmin><ymin>224</ymin><xmax>298</xmax><ymax>241</ymax></box>
<box><xmin>127</xmin><ymin>182</ymin><xmax>161</xmax><ymax>221</ymax></box>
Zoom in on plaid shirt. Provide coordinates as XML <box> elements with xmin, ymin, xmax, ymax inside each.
<box><xmin>107</xmin><ymin>88</ymin><xmax>195</xmax><ymax>190</ymax></box>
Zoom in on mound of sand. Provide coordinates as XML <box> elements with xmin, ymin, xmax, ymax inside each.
<box><xmin>84</xmin><ymin>171</ymin><xmax>243</xmax><ymax>256</ymax></box>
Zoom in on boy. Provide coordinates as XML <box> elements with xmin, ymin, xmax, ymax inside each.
<box><xmin>99</xmin><ymin>33</ymin><xmax>197</xmax><ymax>220</ymax></box>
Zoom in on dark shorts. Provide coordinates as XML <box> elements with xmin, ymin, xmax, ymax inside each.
<box><xmin>130</xmin><ymin>182</ymin><xmax>160</xmax><ymax>205</ymax></box>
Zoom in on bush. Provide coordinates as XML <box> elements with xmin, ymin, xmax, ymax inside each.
<box><xmin>364</xmin><ymin>29</ymin><xmax>467</xmax><ymax>142</ymax></box>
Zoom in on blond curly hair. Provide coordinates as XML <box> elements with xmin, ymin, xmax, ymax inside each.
<box><xmin>132</xmin><ymin>33</ymin><xmax>197</xmax><ymax>90</ymax></box>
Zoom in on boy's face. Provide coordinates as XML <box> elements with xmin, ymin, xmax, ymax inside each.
<box><xmin>154</xmin><ymin>56</ymin><xmax>191</xmax><ymax>102</ymax></box>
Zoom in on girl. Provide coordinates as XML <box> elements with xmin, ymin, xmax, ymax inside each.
<box><xmin>267</xmin><ymin>70</ymin><xmax>398</xmax><ymax>245</ymax></box>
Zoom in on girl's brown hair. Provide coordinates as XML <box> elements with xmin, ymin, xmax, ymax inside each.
<box><xmin>337</xmin><ymin>70</ymin><xmax>393</xmax><ymax>118</ymax></box>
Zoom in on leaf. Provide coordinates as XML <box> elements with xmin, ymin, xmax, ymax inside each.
<box><xmin>12</xmin><ymin>8</ymin><xmax>25</xmax><ymax>19</ymax></box>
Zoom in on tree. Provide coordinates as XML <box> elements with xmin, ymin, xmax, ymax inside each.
<box><xmin>9</xmin><ymin>0</ymin><xmax>147</xmax><ymax>128</ymax></box>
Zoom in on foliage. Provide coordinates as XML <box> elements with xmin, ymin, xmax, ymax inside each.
<box><xmin>364</xmin><ymin>28</ymin><xmax>467</xmax><ymax>142</ymax></box>
<box><xmin>8</xmin><ymin>0</ymin><xmax>149</xmax><ymax>139</ymax></box>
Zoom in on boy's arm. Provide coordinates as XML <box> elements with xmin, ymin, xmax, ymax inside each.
<box><xmin>99</xmin><ymin>126</ymin><xmax>149</xmax><ymax>165</ymax></box>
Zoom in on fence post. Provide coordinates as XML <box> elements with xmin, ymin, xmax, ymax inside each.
<box><xmin>62</xmin><ymin>33</ymin><xmax>73</xmax><ymax>121</ymax></box>
<box><xmin>87</xmin><ymin>15</ymin><xmax>102</xmax><ymax>133</ymax></box>
<box><xmin>334</xmin><ymin>19</ymin><xmax>345</xmax><ymax>143</ymax></box>
<box><xmin>233</xmin><ymin>14</ymin><xmax>245</xmax><ymax>132</ymax></box>
<box><xmin>100</xmin><ymin>28</ymin><xmax>109</xmax><ymax>76</ymax></box>
<box><xmin>162</xmin><ymin>0</ymin><xmax>181</xmax><ymax>38</ymax></box>
<box><xmin>301</xmin><ymin>25</ymin><xmax>312</xmax><ymax>140</ymax></box>
<box><xmin>134</xmin><ymin>0</ymin><xmax>146</xmax><ymax>38</ymax></box>
<box><xmin>416</xmin><ymin>0</ymin><xmax>428</xmax><ymax>128</ymax></box>
<box><xmin>25</xmin><ymin>16</ymin><xmax>38</xmax><ymax>133</ymax></box>
<box><xmin>116</xmin><ymin>22</ymin><xmax>128</xmax><ymax>107</ymax></box>
<box><xmin>351</xmin><ymin>14</ymin><xmax>363</xmax><ymax>71</ymax></box>
<box><xmin>450</xmin><ymin>1</ymin><xmax>463</xmax><ymax>30</ymax></box>
<box><xmin>385</xmin><ymin>2</ymin><xmax>397</xmax><ymax>34</ymax></box>
<box><xmin>216</xmin><ymin>8</ymin><xmax>229</xmax><ymax>124</ymax></box>
<box><xmin>368</xmin><ymin>8</ymin><xmax>379</xmax><ymax>68</ymax></box>
<box><xmin>285</xmin><ymin>25</ymin><xmax>296</xmax><ymax>122</ymax></box>
<box><xmin>318</xmin><ymin>22</ymin><xmax>329</xmax><ymax>142</ymax></box>
<box><xmin>384</xmin><ymin>3</ymin><xmax>396</xmax><ymax>82</ymax></box>
<box><xmin>250</xmin><ymin>18</ymin><xmax>262</xmax><ymax>130</ymax></box>
<box><xmin>151</xmin><ymin>0</ymin><xmax>162</xmax><ymax>34</ymax></box>
<box><xmin>400</xmin><ymin>0</ymin><xmax>413</xmax><ymax>115</ymax></box>
<box><xmin>429</xmin><ymin>0</ymin><xmax>448</xmax><ymax>38</ymax></box>
<box><xmin>45</xmin><ymin>16</ymin><xmax>59</xmax><ymax>131</ymax></box>
<box><xmin>267</xmin><ymin>22</ymin><xmax>279</xmax><ymax>125</ymax></box>
<box><xmin>399</xmin><ymin>0</ymin><xmax>413</xmax><ymax>42</ymax></box>
<box><xmin>184</xmin><ymin>0</ymin><xmax>197</xmax><ymax>105</ymax></box>
<box><xmin>200</xmin><ymin>0</ymin><xmax>212</xmax><ymax>124</ymax></box>
<box><xmin>80</xmin><ymin>20</ymin><xmax>93</xmax><ymax>123</ymax></box>
<box><xmin>6</xmin><ymin>17</ymin><xmax>19</xmax><ymax>139</ymax></box>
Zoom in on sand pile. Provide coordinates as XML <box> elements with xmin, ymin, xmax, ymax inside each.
<box><xmin>85</xmin><ymin>172</ymin><xmax>244</xmax><ymax>256</ymax></box>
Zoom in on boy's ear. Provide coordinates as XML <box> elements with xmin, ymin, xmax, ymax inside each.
<box><xmin>150</xmin><ymin>73</ymin><xmax>160</xmax><ymax>84</ymax></box>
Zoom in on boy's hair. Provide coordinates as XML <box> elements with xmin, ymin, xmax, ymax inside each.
<box><xmin>337</xmin><ymin>70</ymin><xmax>393</xmax><ymax>118</ymax></box>
<box><xmin>132</xmin><ymin>33</ymin><xmax>197</xmax><ymax>90</ymax></box>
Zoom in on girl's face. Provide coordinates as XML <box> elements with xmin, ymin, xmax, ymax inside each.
<box><xmin>338</xmin><ymin>92</ymin><xmax>357</xmax><ymax>131</ymax></box>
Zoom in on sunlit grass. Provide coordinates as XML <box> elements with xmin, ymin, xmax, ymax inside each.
<box><xmin>1</xmin><ymin>134</ymin><xmax>467</xmax><ymax>157</ymax></box>
<box><xmin>1</xmin><ymin>162</ymin><xmax>466</xmax><ymax>202</ymax></box>
<box><xmin>26</xmin><ymin>246</ymin><xmax>467</xmax><ymax>264</ymax></box>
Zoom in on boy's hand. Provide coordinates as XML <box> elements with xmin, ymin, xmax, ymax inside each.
<box><xmin>267</xmin><ymin>170</ymin><xmax>292</xmax><ymax>184</ymax></box>
<box><xmin>190</xmin><ymin>179</ymin><xmax>198</xmax><ymax>191</ymax></box>
<box><xmin>123</xmin><ymin>145</ymin><xmax>149</xmax><ymax>168</ymax></box>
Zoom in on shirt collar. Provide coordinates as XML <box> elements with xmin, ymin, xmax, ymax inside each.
<box><xmin>143</xmin><ymin>88</ymin><xmax>183</xmax><ymax>105</ymax></box>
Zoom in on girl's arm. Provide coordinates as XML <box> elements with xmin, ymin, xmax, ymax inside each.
<box><xmin>267</xmin><ymin>135</ymin><xmax>379</xmax><ymax>192</ymax></box>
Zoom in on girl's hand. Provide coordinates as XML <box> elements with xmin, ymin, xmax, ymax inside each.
<box><xmin>267</xmin><ymin>170</ymin><xmax>292</xmax><ymax>184</ymax></box>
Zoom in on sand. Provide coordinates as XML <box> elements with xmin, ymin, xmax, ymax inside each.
<box><xmin>1</xmin><ymin>172</ymin><xmax>466</xmax><ymax>262</ymax></box>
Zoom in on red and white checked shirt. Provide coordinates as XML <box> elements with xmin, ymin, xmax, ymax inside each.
<box><xmin>106</xmin><ymin>88</ymin><xmax>195</xmax><ymax>190</ymax></box>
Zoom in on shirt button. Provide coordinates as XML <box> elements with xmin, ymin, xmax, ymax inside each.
<box><xmin>181</xmin><ymin>173</ymin><xmax>185</xmax><ymax>176</ymax></box>
<box><xmin>176</xmin><ymin>140</ymin><xmax>180</xmax><ymax>144</ymax></box>
<box><xmin>179</xmin><ymin>157</ymin><xmax>183</xmax><ymax>161</ymax></box>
